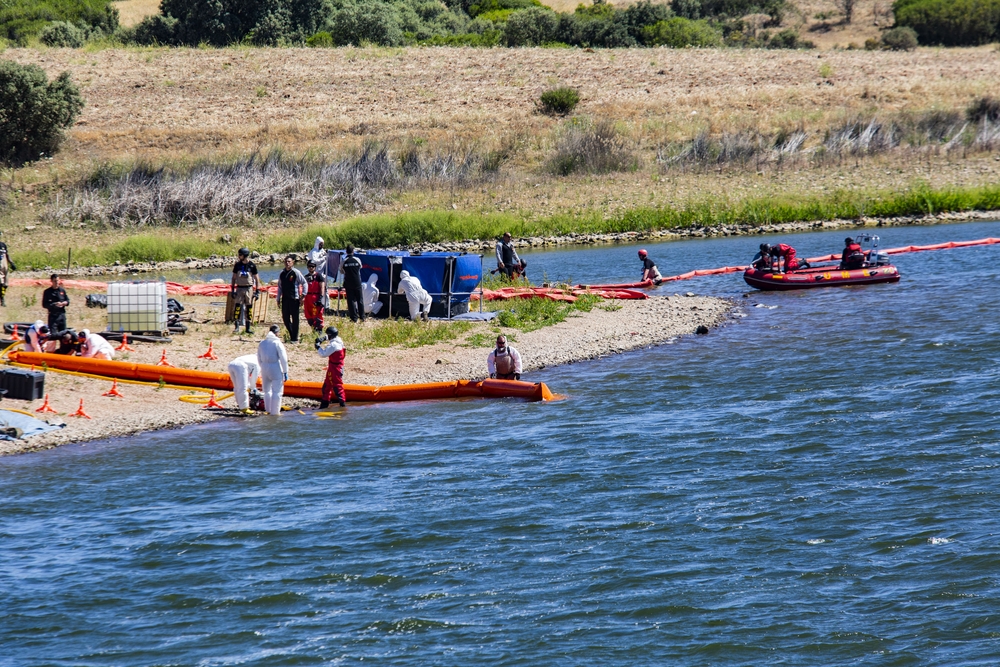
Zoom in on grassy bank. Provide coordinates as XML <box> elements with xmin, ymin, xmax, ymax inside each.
<box><xmin>13</xmin><ymin>182</ymin><xmax>1000</xmax><ymax>269</ymax></box>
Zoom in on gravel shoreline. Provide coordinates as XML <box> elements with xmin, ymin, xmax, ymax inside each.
<box><xmin>0</xmin><ymin>294</ymin><xmax>733</xmax><ymax>457</ymax></box>
<box><xmin>16</xmin><ymin>210</ymin><xmax>999</xmax><ymax>279</ymax></box>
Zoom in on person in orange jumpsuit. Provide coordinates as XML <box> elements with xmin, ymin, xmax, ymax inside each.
<box><xmin>303</xmin><ymin>260</ymin><xmax>326</xmax><ymax>332</ymax></box>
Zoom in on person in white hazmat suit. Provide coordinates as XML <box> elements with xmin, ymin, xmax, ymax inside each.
<box><xmin>227</xmin><ymin>353</ymin><xmax>260</xmax><ymax>411</ymax></box>
<box><xmin>362</xmin><ymin>273</ymin><xmax>383</xmax><ymax>316</ymax></box>
<box><xmin>256</xmin><ymin>324</ymin><xmax>289</xmax><ymax>415</ymax></box>
<box><xmin>396</xmin><ymin>270</ymin><xmax>433</xmax><ymax>322</ymax></box>
<box><xmin>24</xmin><ymin>320</ymin><xmax>49</xmax><ymax>353</ymax></box>
<box><xmin>78</xmin><ymin>329</ymin><xmax>115</xmax><ymax>360</ymax></box>
<box><xmin>307</xmin><ymin>237</ymin><xmax>327</xmax><ymax>277</ymax></box>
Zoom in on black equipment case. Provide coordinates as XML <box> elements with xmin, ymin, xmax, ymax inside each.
<box><xmin>0</xmin><ymin>368</ymin><xmax>45</xmax><ymax>400</ymax></box>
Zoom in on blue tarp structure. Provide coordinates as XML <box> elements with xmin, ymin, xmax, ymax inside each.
<box><xmin>451</xmin><ymin>255</ymin><xmax>482</xmax><ymax>302</ymax></box>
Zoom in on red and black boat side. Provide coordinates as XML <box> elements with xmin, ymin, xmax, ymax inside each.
<box><xmin>743</xmin><ymin>264</ymin><xmax>901</xmax><ymax>291</ymax></box>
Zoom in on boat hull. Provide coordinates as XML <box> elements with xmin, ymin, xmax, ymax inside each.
<box><xmin>743</xmin><ymin>265</ymin><xmax>900</xmax><ymax>291</ymax></box>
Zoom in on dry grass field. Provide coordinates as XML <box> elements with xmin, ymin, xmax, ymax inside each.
<box><xmin>112</xmin><ymin>0</ymin><xmax>160</xmax><ymax>28</ymax></box>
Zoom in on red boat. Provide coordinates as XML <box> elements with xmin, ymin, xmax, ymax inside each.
<box><xmin>744</xmin><ymin>233</ymin><xmax>901</xmax><ymax>291</ymax></box>
<box><xmin>743</xmin><ymin>264</ymin><xmax>901</xmax><ymax>291</ymax></box>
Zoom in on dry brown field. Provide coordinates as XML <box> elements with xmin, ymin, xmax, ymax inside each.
<box><xmin>112</xmin><ymin>0</ymin><xmax>160</xmax><ymax>28</ymax></box>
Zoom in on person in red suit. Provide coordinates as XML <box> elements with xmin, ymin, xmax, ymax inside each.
<box><xmin>766</xmin><ymin>243</ymin><xmax>803</xmax><ymax>272</ymax></box>
<box><xmin>840</xmin><ymin>237</ymin><xmax>866</xmax><ymax>269</ymax></box>
<box><xmin>316</xmin><ymin>325</ymin><xmax>346</xmax><ymax>409</ymax></box>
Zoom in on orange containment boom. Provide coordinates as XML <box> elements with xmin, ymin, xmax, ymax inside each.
<box><xmin>9</xmin><ymin>351</ymin><xmax>555</xmax><ymax>403</ymax></box>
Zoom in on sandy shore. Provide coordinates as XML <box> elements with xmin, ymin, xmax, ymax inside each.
<box><xmin>0</xmin><ymin>292</ymin><xmax>732</xmax><ymax>456</ymax></box>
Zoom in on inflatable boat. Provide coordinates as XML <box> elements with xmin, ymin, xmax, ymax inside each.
<box><xmin>8</xmin><ymin>351</ymin><xmax>555</xmax><ymax>403</ymax></box>
<box><xmin>743</xmin><ymin>264</ymin><xmax>901</xmax><ymax>291</ymax></box>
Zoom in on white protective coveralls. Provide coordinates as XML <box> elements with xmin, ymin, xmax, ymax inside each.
<box><xmin>256</xmin><ymin>330</ymin><xmax>289</xmax><ymax>415</ymax></box>
<box><xmin>396</xmin><ymin>270</ymin><xmax>433</xmax><ymax>321</ymax></box>
<box><xmin>79</xmin><ymin>329</ymin><xmax>115</xmax><ymax>360</ymax></box>
<box><xmin>307</xmin><ymin>237</ymin><xmax>326</xmax><ymax>272</ymax></box>
<box><xmin>362</xmin><ymin>273</ymin><xmax>383</xmax><ymax>316</ymax></box>
<box><xmin>227</xmin><ymin>353</ymin><xmax>260</xmax><ymax>410</ymax></box>
<box><xmin>24</xmin><ymin>320</ymin><xmax>46</xmax><ymax>353</ymax></box>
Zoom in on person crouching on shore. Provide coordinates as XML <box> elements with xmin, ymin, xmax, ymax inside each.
<box><xmin>78</xmin><ymin>330</ymin><xmax>115</xmax><ymax>360</ymax></box>
<box><xmin>487</xmin><ymin>334</ymin><xmax>522</xmax><ymax>380</ymax></box>
<box><xmin>316</xmin><ymin>326</ymin><xmax>346</xmax><ymax>408</ymax></box>
<box><xmin>227</xmin><ymin>353</ymin><xmax>260</xmax><ymax>413</ymax></box>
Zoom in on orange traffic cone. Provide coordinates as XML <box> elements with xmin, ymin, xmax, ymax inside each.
<box><xmin>69</xmin><ymin>398</ymin><xmax>92</xmax><ymax>419</ymax></box>
<box><xmin>203</xmin><ymin>390</ymin><xmax>225</xmax><ymax>409</ymax></box>
<box><xmin>102</xmin><ymin>379</ymin><xmax>125</xmax><ymax>398</ymax></box>
<box><xmin>10</xmin><ymin>324</ymin><xmax>19</xmax><ymax>341</ymax></box>
<box><xmin>35</xmin><ymin>394</ymin><xmax>57</xmax><ymax>414</ymax></box>
<box><xmin>156</xmin><ymin>349</ymin><xmax>174</xmax><ymax>367</ymax></box>
<box><xmin>116</xmin><ymin>332</ymin><xmax>135</xmax><ymax>352</ymax></box>
<box><xmin>197</xmin><ymin>341</ymin><xmax>218</xmax><ymax>360</ymax></box>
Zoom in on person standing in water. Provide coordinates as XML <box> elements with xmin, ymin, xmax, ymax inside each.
<box><xmin>487</xmin><ymin>334</ymin><xmax>522</xmax><ymax>380</ymax></box>
<box><xmin>316</xmin><ymin>326</ymin><xmax>346</xmax><ymax>409</ymax></box>
<box><xmin>637</xmin><ymin>249</ymin><xmax>663</xmax><ymax>285</ymax></box>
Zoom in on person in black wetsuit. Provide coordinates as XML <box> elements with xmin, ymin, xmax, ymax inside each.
<box><xmin>339</xmin><ymin>244</ymin><xmax>365</xmax><ymax>323</ymax></box>
<box><xmin>277</xmin><ymin>255</ymin><xmax>305</xmax><ymax>342</ymax></box>
<box><xmin>42</xmin><ymin>274</ymin><xmax>69</xmax><ymax>334</ymax></box>
<box><xmin>495</xmin><ymin>232</ymin><xmax>526</xmax><ymax>280</ymax></box>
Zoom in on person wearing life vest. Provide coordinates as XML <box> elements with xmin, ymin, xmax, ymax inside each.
<box><xmin>231</xmin><ymin>248</ymin><xmax>260</xmax><ymax>334</ymax></box>
<box><xmin>496</xmin><ymin>232</ymin><xmax>526</xmax><ymax>280</ymax></box>
<box><xmin>316</xmin><ymin>325</ymin><xmax>346</xmax><ymax>408</ymax></box>
<box><xmin>227</xmin><ymin>353</ymin><xmax>261</xmax><ymax>412</ymax></box>
<box><xmin>303</xmin><ymin>260</ymin><xmax>327</xmax><ymax>332</ymax></box>
<box><xmin>78</xmin><ymin>329</ymin><xmax>115</xmax><ymax>360</ymax></box>
<box><xmin>24</xmin><ymin>320</ymin><xmax>49</xmax><ymax>353</ymax></box>
<box><xmin>257</xmin><ymin>324</ymin><xmax>289</xmax><ymax>416</ymax></box>
<box><xmin>487</xmin><ymin>334</ymin><xmax>522</xmax><ymax>380</ymax></box>
<box><xmin>397</xmin><ymin>270</ymin><xmax>433</xmax><ymax>322</ymax></box>
<box><xmin>840</xmin><ymin>237</ymin><xmax>866</xmax><ymax>269</ymax></box>
<box><xmin>751</xmin><ymin>243</ymin><xmax>774</xmax><ymax>270</ymax></box>
<box><xmin>766</xmin><ymin>243</ymin><xmax>803</xmax><ymax>272</ymax></box>
<box><xmin>637</xmin><ymin>249</ymin><xmax>663</xmax><ymax>284</ymax></box>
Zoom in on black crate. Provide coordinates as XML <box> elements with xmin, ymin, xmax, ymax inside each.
<box><xmin>0</xmin><ymin>368</ymin><xmax>44</xmax><ymax>401</ymax></box>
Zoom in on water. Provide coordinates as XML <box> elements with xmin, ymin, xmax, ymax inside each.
<box><xmin>3</xmin><ymin>221</ymin><xmax>1000</xmax><ymax>666</ymax></box>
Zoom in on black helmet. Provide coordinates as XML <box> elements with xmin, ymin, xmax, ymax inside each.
<box><xmin>325</xmin><ymin>326</ymin><xmax>339</xmax><ymax>339</ymax></box>
<box><xmin>238</xmin><ymin>247</ymin><xmax>250</xmax><ymax>257</ymax></box>
<box><xmin>39</xmin><ymin>325</ymin><xmax>49</xmax><ymax>335</ymax></box>
<box><xmin>845</xmin><ymin>237</ymin><xmax>854</xmax><ymax>245</ymax></box>
<box><xmin>759</xmin><ymin>243</ymin><xmax>771</xmax><ymax>253</ymax></box>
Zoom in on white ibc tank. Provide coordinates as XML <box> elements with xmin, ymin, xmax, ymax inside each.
<box><xmin>107</xmin><ymin>280</ymin><xmax>168</xmax><ymax>333</ymax></box>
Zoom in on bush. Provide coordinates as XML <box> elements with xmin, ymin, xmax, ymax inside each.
<box><xmin>548</xmin><ymin>119</ymin><xmax>637</xmax><ymax>175</ymax></box>
<box><xmin>767</xmin><ymin>28</ymin><xmax>811</xmax><ymax>48</ymax></box>
<box><xmin>306</xmin><ymin>30</ymin><xmax>334</xmax><ymax>47</ymax></box>
<box><xmin>327</xmin><ymin>3</ymin><xmax>404</xmax><ymax>46</ymax></box>
<box><xmin>642</xmin><ymin>17</ymin><xmax>722</xmax><ymax>47</ymax></box>
<box><xmin>893</xmin><ymin>0</ymin><xmax>1000</xmax><ymax>46</ymax></box>
<box><xmin>39</xmin><ymin>21</ymin><xmax>86</xmax><ymax>47</ymax></box>
<box><xmin>160</xmin><ymin>0</ymin><xmax>327</xmax><ymax>46</ymax></box>
<box><xmin>672</xmin><ymin>0</ymin><xmax>702</xmax><ymax>19</ymax></box>
<box><xmin>125</xmin><ymin>14</ymin><xmax>179</xmax><ymax>45</ymax></box>
<box><xmin>468</xmin><ymin>0</ymin><xmax>542</xmax><ymax>18</ymax></box>
<box><xmin>0</xmin><ymin>60</ymin><xmax>84</xmax><ymax>166</ymax></box>
<box><xmin>503</xmin><ymin>6</ymin><xmax>557</xmax><ymax>45</ymax></box>
<box><xmin>967</xmin><ymin>96</ymin><xmax>1000</xmax><ymax>123</ymax></box>
<box><xmin>0</xmin><ymin>0</ymin><xmax>118</xmax><ymax>44</ymax></box>
<box><xmin>698</xmin><ymin>0</ymin><xmax>785</xmax><ymax>22</ymax></box>
<box><xmin>538</xmin><ymin>87</ymin><xmax>580</xmax><ymax>116</ymax></box>
<box><xmin>880</xmin><ymin>25</ymin><xmax>918</xmax><ymax>50</ymax></box>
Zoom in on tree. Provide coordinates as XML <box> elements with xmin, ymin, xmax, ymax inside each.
<box><xmin>0</xmin><ymin>60</ymin><xmax>84</xmax><ymax>165</ymax></box>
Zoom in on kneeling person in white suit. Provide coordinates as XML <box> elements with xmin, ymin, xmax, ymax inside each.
<box><xmin>397</xmin><ymin>270</ymin><xmax>433</xmax><ymax>322</ymax></box>
<box><xmin>256</xmin><ymin>324</ymin><xmax>289</xmax><ymax>415</ymax></box>
<box><xmin>362</xmin><ymin>273</ymin><xmax>383</xmax><ymax>316</ymax></box>
<box><xmin>227</xmin><ymin>353</ymin><xmax>260</xmax><ymax>411</ymax></box>
<box><xmin>78</xmin><ymin>329</ymin><xmax>115</xmax><ymax>360</ymax></box>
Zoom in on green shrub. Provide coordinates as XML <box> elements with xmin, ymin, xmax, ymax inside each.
<box><xmin>672</xmin><ymin>0</ymin><xmax>702</xmax><ymax>19</ymax></box>
<box><xmin>39</xmin><ymin>21</ymin><xmax>86</xmax><ymax>47</ymax></box>
<box><xmin>642</xmin><ymin>17</ymin><xmax>722</xmax><ymax>47</ymax></box>
<box><xmin>767</xmin><ymin>28</ymin><xmax>811</xmax><ymax>48</ymax></box>
<box><xmin>0</xmin><ymin>0</ymin><xmax>118</xmax><ymax>44</ymax></box>
<box><xmin>0</xmin><ymin>60</ymin><xmax>84</xmax><ymax>165</ymax></box>
<box><xmin>160</xmin><ymin>0</ymin><xmax>327</xmax><ymax>46</ymax></box>
<box><xmin>880</xmin><ymin>25</ymin><xmax>918</xmax><ymax>50</ymax></box>
<box><xmin>327</xmin><ymin>3</ymin><xmax>404</xmax><ymax>46</ymax></box>
<box><xmin>538</xmin><ymin>87</ymin><xmax>580</xmax><ymax>116</ymax></box>
<box><xmin>698</xmin><ymin>0</ymin><xmax>785</xmax><ymax>22</ymax></box>
<box><xmin>967</xmin><ymin>96</ymin><xmax>1000</xmax><ymax>123</ymax></box>
<box><xmin>468</xmin><ymin>0</ymin><xmax>542</xmax><ymax>18</ymax></box>
<box><xmin>124</xmin><ymin>14</ymin><xmax>179</xmax><ymax>45</ymax></box>
<box><xmin>306</xmin><ymin>30</ymin><xmax>334</xmax><ymax>47</ymax></box>
<box><xmin>893</xmin><ymin>0</ymin><xmax>1000</xmax><ymax>46</ymax></box>
<box><xmin>502</xmin><ymin>6</ymin><xmax>557</xmax><ymax>45</ymax></box>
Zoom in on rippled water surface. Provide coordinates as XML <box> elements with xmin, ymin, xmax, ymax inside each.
<box><xmin>3</xmin><ymin>222</ymin><xmax>1000</xmax><ymax>666</ymax></box>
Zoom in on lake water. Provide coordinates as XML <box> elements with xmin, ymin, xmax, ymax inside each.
<box><xmin>3</xmin><ymin>221</ymin><xmax>1000</xmax><ymax>665</ymax></box>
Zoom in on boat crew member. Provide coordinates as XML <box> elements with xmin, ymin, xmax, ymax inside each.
<box><xmin>637</xmin><ymin>249</ymin><xmax>664</xmax><ymax>284</ymax></box>
<box><xmin>303</xmin><ymin>260</ymin><xmax>327</xmax><ymax>332</ymax></box>
<box><xmin>42</xmin><ymin>274</ymin><xmax>70</xmax><ymax>334</ymax></box>
<box><xmin>339</xmin><ymin>244</ymin><xmax>365</xmax><ymax>323</ymax></box>
<box><xmin>78</xmin><ymin>329</ymin><xmax>115</xmax><ymax>360</ymax></box>
<box><xmin>752</xmin><ymin>244</ymin><xmax>774</xmax><ymax>270</ymax></box>
<box><xmin>316</xmin><ymin>326</ymin><xmax>346</xmax><ymax>408</ymax></box>
<box><xmin>231</xmin><ymin>248</ymin><xmax>260</xmax><ymax>334</ymax></box>
<box><xmin>767</xmin><ymin>243</ymin><xmax>804</xmax><ymax>272</ymax></box>
<box><xmin>0</xmin><ymin>231</ymin><xmax>16</xmax><ymax>307</ymax></box>
<box><xmin>257</xmin><ymin>324</ymin><xmax>289</xmax><ymax>416</ymax></box>
<box><xmin>496</xmin><ymin>232</ymin><xmax>526</xmax><ymax>280</ymax></box>
<box><xmin>397</xmin><ymin>270</ymin><xmax>433</xmax><ymax>322</ymax></box>
<box><xmin>24</xmin><ymin>320</ymin><xmax>49</xmax><ymax>353</ymax></box>
<box><xmin>227</xmin><ymin>353</ymin><xmax>261</xmax><ymax>412</ymax></box>
<box><xmin>840</xmin><ymin>237</ymin><xmax>866</xmax><ymax>270</ymax></box>
<box><xmin>277</xmin><ymin>255</ymin><xmax>306</xmax><ymax>343</ymax></box>
<box><xmin>487</xmin><ymin>334</ymin><xmax>522</xmax><ymax>380</ymax></box>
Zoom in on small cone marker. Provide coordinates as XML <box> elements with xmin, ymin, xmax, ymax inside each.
<box><xmin>10</xmin><ymin>324</ymin><xmax>19</xmax><ymax>341</ymax></box>
<box><xmin>102</xmin><ymin>379</ymin><xmax>125</xmax><ymax>398</ymax></box>
<box><xmin>156</xmin><ymin>349</ymin><xmax>174</xmax><ymax>367</ymax></box>
<box><xmin>35</xmin><ymin>394</ymin><xmax>57</xmax><ymax>414</ymax></box>
<box><xmin>116</xmin><ymin>332</ymin><xmax>135</xmax><ymax>352</ymax></box>
<box><xmin>203</xmin><ymin>390</ymin><xmax>225</xmax><ymax>409</ymax></box>
<box><xmin>69</xmin><ymin>398</ymin><xmax>92</xmax><ymax>419</ymax></box>
<box><xmin>197</xmin><ymin>341</ymin><xmax>218</xmax><ymax>360</ymax></box>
